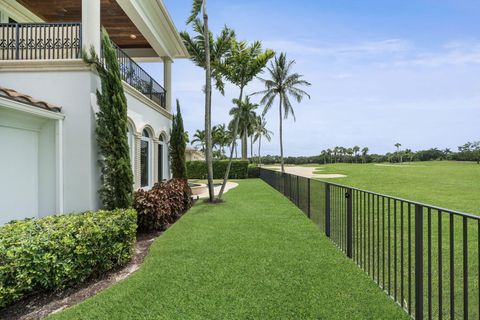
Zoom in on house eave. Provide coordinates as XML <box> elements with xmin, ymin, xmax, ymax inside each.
<box><xmin>116</xmin><ymin>0</ymin><xmax>189</xmax><ymax>60</ymax></box>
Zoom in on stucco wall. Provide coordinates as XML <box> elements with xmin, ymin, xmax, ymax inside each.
<box><xmin>0</xmin><ymin>64</ymin><xmax>172</xmax><ymax>217</ymax></box>
<box><xmin>1</xmin><ymin>68</ymin><xmax>100</xmax><ymax>214</ymax></box>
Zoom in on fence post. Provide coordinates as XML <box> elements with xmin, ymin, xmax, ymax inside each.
<box><xmin>346</xmin><ymin>188</ymin><xmax>353</xmax><ymax>258</ymax></box>
<box><xmin>415</xmin><ymin>204</ymin><xmax>424</xmax><ymax>320</ymax></box>
<box><xmin>325</xmin><ymin>184</ymin><xmax>331</xmax><ymax>237</ymax></box>
<box><xmin>307</xmin><ymin>179</ymin><xmax>311</xmax><ymax>219</ymax></box>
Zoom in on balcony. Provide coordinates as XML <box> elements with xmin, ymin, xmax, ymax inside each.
<box><xmin>0</xmin><ymin>22</ymin><xmax>166</xmax><ymax>109</ymax></box>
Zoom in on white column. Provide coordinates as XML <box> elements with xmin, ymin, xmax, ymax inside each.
<box><xmin>163</xmin><ymin>57</ymin><xmax>172</xmax><ymax>112</ymax></box>
<box><xmin>82</xmin><ymin>0</ymin><xmax>101</xmax><ymax>54</ymax></box>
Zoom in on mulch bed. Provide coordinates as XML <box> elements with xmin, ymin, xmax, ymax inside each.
<box><xmin>0</xmin><ymin>231</ymin><xmax>162</xmax><ymax>320</ymax></box>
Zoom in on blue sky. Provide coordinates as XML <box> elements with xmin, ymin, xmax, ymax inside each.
<box><xmin>143</xmin><ymin>0</ymin><xmax>480</xmax><ymax>156</ymax></box>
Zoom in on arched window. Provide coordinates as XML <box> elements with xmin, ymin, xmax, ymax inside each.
<box><xmin>126</xmin><ymin>124</ymin><xmax>134</xmax><ymax>172</ymax></box>
<box><xmin>140</xmin><ymin>129</ymin><xmax>152</xmax><ymax>188</ymax></box>
<box><xmin>158</xmin><ymin>134</ymin><xmax>165</xmax><ymax>181</ymax></box>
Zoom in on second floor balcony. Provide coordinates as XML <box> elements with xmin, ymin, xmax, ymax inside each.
<box><xmin>0</xmin><ymin>22</ymin><xmax>166</xmax><ymax>109</ymax></box>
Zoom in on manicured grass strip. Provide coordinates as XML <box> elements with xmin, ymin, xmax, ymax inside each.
<box><xmin>52</xmin><ymin>179</ymin><xmax>408</xmax><ymax>320</ymax></box>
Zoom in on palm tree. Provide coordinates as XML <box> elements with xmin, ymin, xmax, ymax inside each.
<box><xmin>191</xmin><ymin>129</ymin><xmax>206</xmax><ymax>151</ymax></box>
<box><xmin>229</xmin><ymin>97</ymin><xmax>258</xmax><ymax>159</ymax></box>
<box><xmin>320</xmin><ymin>150</ymin><xmax>328</xmax><ymax>164</ymax></box>
<box><xmin>214</xmin><ymin>124</ymin><xmax>230</xmax><ymax>157</ymax></box>
<box><xmin>395</xmin><ymin>143</ymin><xmax>402</xmax><ymax>163</ymax></box>
<box><xmin>252</xmin><ymin>53</ymin><xmax>311</xmax><ymax>173</ymax></box>
<box><xmin>347</xmin><ymin>148</ymin><xmax>354</xmax><ymax>163</ymax></box>
<box><xmin>353</xmin><ymin>146</ymin><xmax>360</xmax><ymax>163</ymax></box>
<box><xmin>326</xmin><ymin>148</ymin><xmax>333</xmax><ymax>163</ymax></box>
<box><xmin>217</xmin><ymin>40</ymin><xmax>274</xmax><ymax>199</ymax></box>
<box><xmin>254</xmin><ymin>116</ymin><xmax>273</xmax><ymax>166</ymax></box>
<box><xmin>361</xmin><ymin>147</ymin><xmax>369</xmax><ymax>163</ymax></box>
<box><xmin>183</xmin><ymin>4</ymin><xmax>235</xmax><ymax>202</ymax></box>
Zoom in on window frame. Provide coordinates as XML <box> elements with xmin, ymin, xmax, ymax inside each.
<box><xmin>140</xmin><ymin>129</ymin><xmax>153</xmax><ymax>188</ymax></box>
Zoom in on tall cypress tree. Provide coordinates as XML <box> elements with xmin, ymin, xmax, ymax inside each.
<box><xmin>84</xmin><ymin>29</ymin><xmax>133</xmax><ymax>209</ymax></box>
<box><xmin>170</xmin><ymin>99</ymin><xmax>188</xmax><ymax>179</ymax></box>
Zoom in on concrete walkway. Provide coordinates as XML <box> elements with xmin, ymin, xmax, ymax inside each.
<box><xmin>265</xmin><ymin>166</ymin><xmax>347</xmax><ymax>179</ymax></box>
<box><xmin>197</xmin><ymin>182</ymin><xmax>239</xmax><ymax>199</ymax></box>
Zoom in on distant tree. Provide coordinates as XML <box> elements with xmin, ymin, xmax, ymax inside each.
<box><xmin>191</xmin><ymin>129</ymin><xmax>206</xmax><ymax>151</ymax></box>
<box><xmin>83</xmin><ymin>29</ymin><xmax>133</xmax><ymax>210</ymax></box>
<box><xmin>395</xmin><ymin>143</ymin><xmax>402</xmax><ymax>163</ymax></box>
<box><xmin>361</xmin><ymin>147</ymin><xmax>369</xmax><ymax>163</ymax></box>
<box><xmin>253</xmin><ymin>116</ymin><xmax>273</xmax><ymax>166</ymax></box>
<box><xmin>170</xmin><ymin>100</ymin><xmax>188</xmax><ymax>179</ymax></box>
<box><xmin>253</xmin><ymin>53</ymin><xmax>311</xmax><ymax>173</ymax></box>
<box><xmin>346</xmin><ymin>148</ymin><xmax>354</xmax><ymax>163</ymax></box>
<box><xmin>212</xmin><ymin>124</ymin><xmax>229</xmax><ymax>158</ymax></box>
<box><xmin>229</xmin><ymin>97</ymin><xmax>258</xmax><ymax>161</ymax></box>
<box><xmin>353</xmin><ymin>146</ymin><xmax>360</xmax><ymax>163</ymax></box>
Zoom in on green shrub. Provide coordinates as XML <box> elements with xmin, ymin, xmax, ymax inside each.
<box><xmin>186</xmin><ymin>160</ymin><xmax>249</xmax><ymax>179</ymax></box>
<box><xmin>247</xmin><ymin>164</ymin><xmax>260</xmax><ymax>178</ymax></box>
<box><xmin>134</xmin><ymin>179</ymin><xmax>192</xmax><ymax>232</ymax></box>
<box><xmin>0</xmin><ymin>209</ymin><xmax>137</xmax><ymax>308</ymax></box>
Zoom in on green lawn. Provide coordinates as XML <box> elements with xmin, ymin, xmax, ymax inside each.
<box><xmin>313</xmin><ymin>161</ymin><xmax>480</xmax><ymax>215</ymax></box>
<box><xmin>51</xmin><ymin>179</ymin><xmax>407</xmax><ymax>320</ymax></box>
<box><xmin>305</xmin><ymin>161</ymin><xmax>480</xmax><ymax>318</ymax></box>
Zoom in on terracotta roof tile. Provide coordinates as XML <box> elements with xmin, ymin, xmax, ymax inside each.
<box><xmin>0</xmin><ymin>87</ymin><xmax>62</xmax><ymax>112</ymax></box>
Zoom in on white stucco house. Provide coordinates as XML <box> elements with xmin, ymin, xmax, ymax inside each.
<box><xmin>185</xmin><ymin>147</ymin><xmax>205</xmax><ymax>162</ymax></box>
<box><xmin>0</xmin><ymin>0</ymin><xmax>189</xmax><ymax>224</ymax></box>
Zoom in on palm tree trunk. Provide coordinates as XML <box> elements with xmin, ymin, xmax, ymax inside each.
<box><xmin>218</xmin><ymin>86</ymin><xmax>244</xmax><ymax>199</ymax></box>
<box><xmin>203</xmin><ymin>1</ymin><xmax>214</xmax><ymax>202</ymax></box>
<box><xmin>241</xmin><ymin>133</ymin><xmax>248</xmax><ymax>160</ymax></box>
<box><xmin>235</xmin><ymin>143</ymin><xmax>238</xmax><ymax>158</ymax></box>
<box><xmin>279</xmin><ymin>96</ymin><xmax>284</xmax><ymax>173</ymax></box>
<box><xmin>258</xmin><ymin>136</ymin><xmax>262</xmax><ymax>166</ymax></box>
<box><xmin>250</xmin><ymin>135</ymin><xmax>254</xmax><ymax>161</ymax></box>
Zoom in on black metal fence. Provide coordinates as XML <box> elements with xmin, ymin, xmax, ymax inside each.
<box><xmin>259</xmin><ymin>167</ymin><xmax>479</xmax><ymax>320</ymax></box>
<box><xmin>0</xmin><ymin>22</ymin><xmax>82</xmax><ymax>60</ymax></box>
<box><xmin>111</xmin><ymin>43</ymin><xmax>166</xmax><ymax>109</ymax></box>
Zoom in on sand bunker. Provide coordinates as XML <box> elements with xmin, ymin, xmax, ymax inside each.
<box><xmin>314</xmin><ymin>174</ymin><xmax>347</xmax><ymax>178</ymax></box>
<box><xmin>267</xmin><ymin>166</ymin><xmax>346</xmax><ymax>179</ymax></box>
<box><xmin>374</xmin><ymin>164</ymin><xmax>426</xmax><ymax>168</ymax></box>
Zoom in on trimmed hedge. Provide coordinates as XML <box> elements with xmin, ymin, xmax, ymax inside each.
<box><xmin>247</xmin><ymin>164</ymin><xmax>260</xmax><ymax>178</ymax></box>
<box><xmin>134</xmin><ymin>179</ymin><xmax>192</xmax><ymax>232</ymax></box>
<box><xmin>0</xmin><ymin>209</ymin><xmax>137</xmax><ymax>308</ymax></box>
<box><xmin>186</xmin><ymin>160</ymin><xmax>249</xmax><ymax>179</ymax></box>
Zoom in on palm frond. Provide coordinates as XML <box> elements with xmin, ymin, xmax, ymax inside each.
<box><xmin>187</xmin><ymin>0</ymin><xmax>203</xmax><ymax>24</ymax></box>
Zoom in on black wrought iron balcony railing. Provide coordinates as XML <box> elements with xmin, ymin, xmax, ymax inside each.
<box><xmin>0</xmin><ymin>22</ymin><xmax>166</xmax><ymax>109</ymax></box>
<box><xmin>110</xmin><ymin>43</ymin><xmax>166</xmax><ymax>109</ymax></box>
<box><xmin>0</xmin><ymin>22</ymin><xmax>82</xmax><ymax>60</ymax></box>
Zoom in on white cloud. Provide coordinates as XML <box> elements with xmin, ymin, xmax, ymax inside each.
<box><xmin>263</xmin><ymin>38</ymin><xmax>413</xmax><ymax>57</ymax></box>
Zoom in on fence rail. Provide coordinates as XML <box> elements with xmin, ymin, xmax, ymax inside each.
<box><xmin>259</xmin><ymin>167</ymin><xmax>479</xmax><ymax>320</ymax></box>
<box><xmin>0</xmin><ymin>22</ymin><xmax>82</xmax><ymax>60</ymax></box>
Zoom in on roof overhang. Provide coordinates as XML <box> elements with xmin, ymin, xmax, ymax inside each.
<box><xmin>116</xmin><ymin>0</ymin><xmax>189</xmax><ymax>61</ymax></box>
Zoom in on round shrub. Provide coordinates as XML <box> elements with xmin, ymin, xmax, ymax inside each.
<box><xmin>134</xmin><ymin>179</ymin><xmax>192</xmax><ymax>232</ymax></box>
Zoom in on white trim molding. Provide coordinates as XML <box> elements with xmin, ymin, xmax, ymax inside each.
<box><xmin>0</xmin><ymin>96</ymin><xmax>65</xmax><ymax>120</ymax></box>
<box><xmin>0</xmin><ymin>0</ymin><xmax>44</xmax><ymax>23</ymax></box>
<box><xmin>116</xmin><ymin>0</ymin><xmax>189</xmax><ymax>59</ymax></box>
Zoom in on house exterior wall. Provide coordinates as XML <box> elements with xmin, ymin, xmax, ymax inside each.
<box><xmin>0</xmin><ymin>63</ymin><xmax>172</xmax><ymax>219</ymax></box>
<box><xmin>0</xmin><ymin>66</ymin><xmax>100</xmax><ymax>214</ymax></box>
